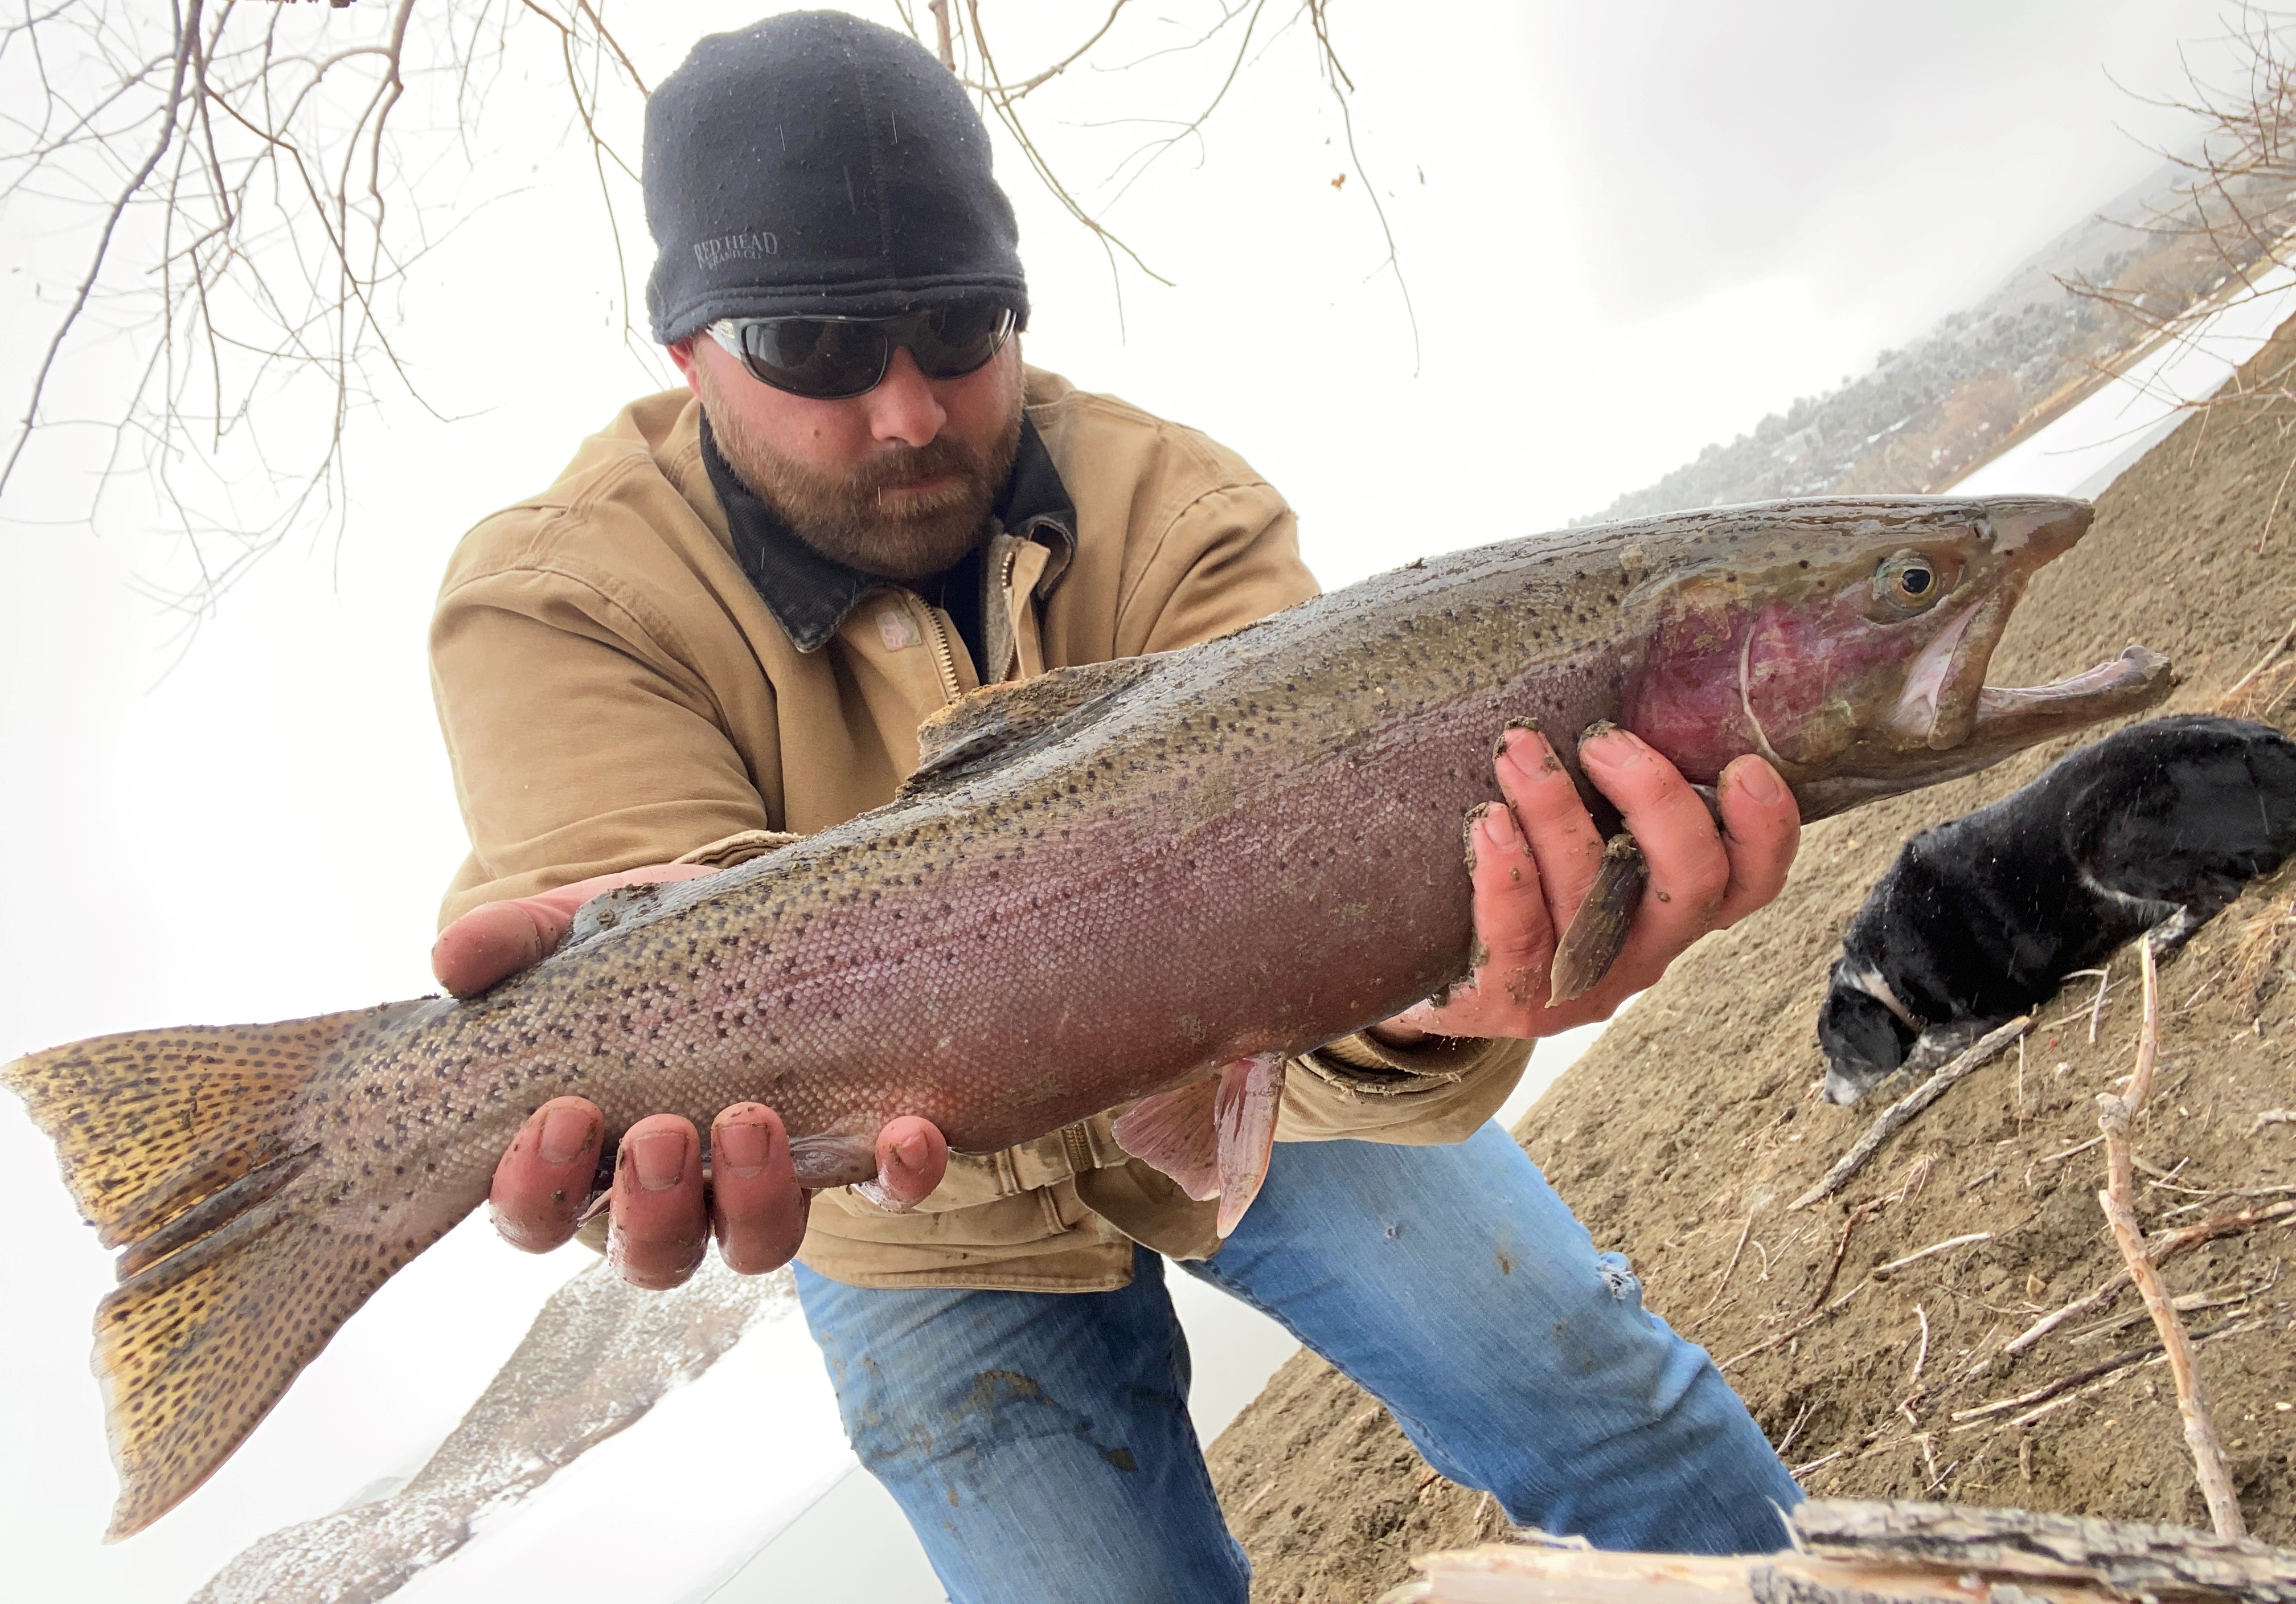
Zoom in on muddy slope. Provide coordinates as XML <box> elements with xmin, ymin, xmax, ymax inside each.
<box><xmin>1206</xmin><ymin>320</ymin><xmax>2296</xmax><ymax>1603</ymax></box>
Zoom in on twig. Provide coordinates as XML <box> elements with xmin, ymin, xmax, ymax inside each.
<box><xmin>1775</xmin><ymin>1398</ymin><xmax>1815</xmax><ymax>1458</ymax></box>
<box><xmin>1718</xmin><ymin>1281</ymin><xmax>1866</xmax><ymax>1373</ymax></box>
<box><xmin>2</xmin><ymin>0</ymin><xmax>203</xmax><ymax>500</ymax></box>
<box><xmin>1791</xmin><ymin>1017</ymin><xmax>2031</xmax><ymax>1209</ymax></box>
<box><xmin>2014</xmin><ymin>1321</ymin><xmax>2263</xmax><ymax>1435</ymax></box>
<box><xmin>2039</xmin><ymin>1135</ymin><xmax>2105</xmax><ymax>1165</ymax></box>
<box><xmin>2252</xmin><ymin>1107</ymin><xmax>2294</xmax><ymax>1135</ymax></box>
<box><xmin>1805</xmin><ymin>1204</ymin><xmax>1880</xmax><ymax>1314</ymax></box>
<box><xmin>1958</xmin><ymin>1321</ymin><xmax>2222</xmax><ymax>1423</ymax></box>
<box><xmin>2073</xmin><ymin>965</ymin><xmax>2113</xmax><ymax>1044</ymax></box>
<box><xmin>2096</xmin><ymin>940</ymin><xmax>2245</xmax><ymax>1538</ymax></box>
<box><xmin>2220</xmin><ymin>612</ymin><xmax>2296</xmax><ymax>703</ymax></box>
<box><xmin>2162</xmin><ymin>1181</ymin><xmax>2296</xmax><ymax>1216</ymax></box>
<box><xmin>1706</xmin><ymin>1209</ymin><xmax>1755</xmax><ymax>1310</ymax></box>
<box><xmin>1908</xmin><ymin>1304</ymin><xmax>1930</xmax><ymax>1386</ymax></box>
<box><xmin>2068</xmin><ymin>1285</ymin><xmax>2257</xmax><ymax>1343</ymax></box>
<box><xmin>2158</xmin><ymin>1198</ymin><xmax>2296</xmax><ymax>1250</ymax></box>
<box><xmin>1872</xmin><ymin>1233</ymin><xmax>1992</xmax><ymax>1282</ymax></box>
<box><xmin>1999</xmin><ymin>1197</ymin><xmax>2296</xmax><ymax>1357</ymax></box>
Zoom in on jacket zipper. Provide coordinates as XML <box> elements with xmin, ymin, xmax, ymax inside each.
<box><xmin>919</xmin><ymin>545</ymin><xmax>1019</xmax><ymax>699</ymax></box>
<box><xmin>1061</xmin><ymin>1122</ymin><xmax>1094</xmax><ymax>1178</ymax></box>
<box><xmin>917</xmin><ymin>596</ymin><xmax>962</xmax><ymax>704</ymax></box>
<box><xmin>995</xmin><ymin>546</ymin><xmax>1020</xmax><ymax>684</ymax></box>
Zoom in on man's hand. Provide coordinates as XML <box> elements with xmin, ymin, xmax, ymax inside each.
<box><xmin>430</xmin><ymin>862</ymin><xmax>720</xmax><ymax>1000</ymax></box>
<box><xmin>1376</xmin><ymin>724</ymin><xmax>1799</xmax><ymax>1045</ymax></box>
<box><xmin>437</xmin><ymin>865</ymin><xmax>950</xmax><ymax>1289</ymax></box>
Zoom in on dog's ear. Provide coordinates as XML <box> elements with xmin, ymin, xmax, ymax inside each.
<box><xmin>1817</xmin><ymin>975</ymin><xmax>1910</xmax><ymax>1106</ymax></box>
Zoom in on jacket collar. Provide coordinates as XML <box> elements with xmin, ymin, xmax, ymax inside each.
<box><xmin>699</xmin><ymin>411</ymin><xmax>1076</xmax><ymax>653</ymax></box>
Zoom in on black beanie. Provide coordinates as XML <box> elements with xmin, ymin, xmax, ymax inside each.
<box><xmin>643</xmin><ymin>11</ymin><xmax>1028</xmax><ymax>345</ymax></box>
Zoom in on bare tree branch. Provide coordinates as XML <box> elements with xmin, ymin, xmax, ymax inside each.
<box><xmin>3</xmin><ymin>2</ymin><xmax>1417</xmax><ymax>611</ymax></box>
<box><xmin>1</xmin><ymin>0</ymin><xmax>200</xmax><ymax>498</ymax></box>
<box><xmin>0</xmin><ymin>0</ymin><xmax>649</xmax><ymax>615</ymax></box>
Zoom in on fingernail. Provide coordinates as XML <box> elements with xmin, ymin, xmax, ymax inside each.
<box><xmin>1500</xmin><ymin>725</ymin><xmax>1552</xmax><ymax>770</ymax></box>
<box><xmin>892</xmin><ymin>1131</ymin><xmax>930</xmax><ymax>1173</ymax></box>
<box><xmin>1729</xmin><ymin>755</ymin><xmax>1785</xmax><ymax>805</ymax></box>
<box><xmin>1481</xmin><ymin>800</ymin><xmax>1520</xmax><ymax>847</ymax></box>
<box><xmin>630</xmin><ymin>1130</ymin><xmax>686</xmax><ymax>1192</ymax></box>
<box><xmin>714</xmin><ymin>1119</ymin><xmax>772</xmax><ymax>1179</ymax></box>
<box><xmin>1581</xmin><ymin>722</ymin><xmax>1647</xmax><ymax>763</ymax></box>
<box><xmin>539</xmin><ymin>1105</ymin><xmax>594</xmax><ymax>1167</ymax></box>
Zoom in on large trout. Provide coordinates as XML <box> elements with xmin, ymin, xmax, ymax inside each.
<box><xmin>9</xmin><ymin>495</ymin><xmax>2168</xmax><ymax>1536</ymax></box>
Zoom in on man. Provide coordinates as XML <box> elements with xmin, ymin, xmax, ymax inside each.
<box><xmin>427</xmin><ymin>14</ymin><xmax>1805</xmax><ymax>1600</ymax></box>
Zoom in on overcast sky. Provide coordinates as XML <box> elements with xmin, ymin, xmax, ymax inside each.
<box><xmin>0</xmin><ymin>2</ymin><xmax>2261</xmax><ymax>1598</ymax></box>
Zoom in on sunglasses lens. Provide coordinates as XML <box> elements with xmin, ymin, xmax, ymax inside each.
<box><xmin>734</xmin><ymin>320</ymin><xmax>889</xmax><ymax>399</ymax></box>
<box><xmin>908</xmin><ymin>300</ymin><xmax>1016</xmax><ymax>379</ymax></box>
<box><xmin>721</xmin><ymin>300</ymin><xmax>1014</xmax><ymax>397</ymax></box>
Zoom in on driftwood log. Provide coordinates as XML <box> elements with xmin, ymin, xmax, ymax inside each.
<box><xmin>1377</xmin><ymin>1500</ymin><xmax>2296</xmax><ymax>1602</ymax></box>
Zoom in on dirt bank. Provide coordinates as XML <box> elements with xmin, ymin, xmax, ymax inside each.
<box><xmin>1206</xmin><ymin>319</ymin><xmax>2296</xmax><ymax>1603</ymax></box>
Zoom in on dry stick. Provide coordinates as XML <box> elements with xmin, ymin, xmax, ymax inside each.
<box><xmin>2219</xmin><ymin>611</ymin><xmax>2296</xmax><ymax>704</ymax></box>
<box><xmin>1806</xmin><ymin>1204</ymin><xmax>1881</xmax><ymax>1314</ymax></box>
<box><xmin>1791</xmin><ymin>1017</ymin><xmax>2032</xmax><ymax>1210</ymax></box>
<box><xmin>1775</xmin><ymin>1398</ymin><xmax>1817</xmax><ymax>1458</ymax></box>
<box><xmin>1707</xmin><ymin>1209</ymin><xmax>1756</xmax><ymax>1310</ymax></box>
<box><xmin>2097</xmin><ymin>940</ymin><xmax>2245</xmax><ymax>1540</ymax></box>
<box><xmin>2000</xmin><ymin>1198</ymin><xmax>2296</xmax><ymax>1358</ymax></box>
<box><xmin>1953</xmin><ymin>1316</ymin><xmax>2257</xmax><ymax>1425</ymax></box>
<box><xmin>1717</xmin><ymin>1282</ymin><xmax>1868</xmax><ymax>1373</ymax></box>
<box><xmin>2163</xmin><ymin>1182</ymin><xmax>2296</xmax><ymax>1216</ymax></box>
<box><xmin>1992</xmin><ymin>1320</ymin><xmax>2261</xmax><ymax>1436</ymax></box>
<box><xmin>2073</xmin><ymin>965</ymin><xmax>2112</xmax><ymax>1044</ymax></box>
<box><xmin>1872</xmin><ymin>1233</ymin><xmax>1994</xmax><ymax>1282</ymax></box>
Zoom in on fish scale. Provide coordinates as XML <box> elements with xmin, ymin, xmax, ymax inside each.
<box><xmin>6</xmin><ymin>493</ymin><xmax>2171</xmax><ymax>1536</ymax></box>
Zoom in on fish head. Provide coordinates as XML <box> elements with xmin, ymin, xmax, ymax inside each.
<box><xmin>1614</xmin><ymin>496</ymin><xmax>2172</xmax><ymax>820</ymax></box>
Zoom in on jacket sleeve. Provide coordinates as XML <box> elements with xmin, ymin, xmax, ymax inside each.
<box><xmin>1112</xmin><ymin>465</ymin><xmax>1534</xmax><ymax>1144</ymax></box>
<box><xmin>430</xmin><ymin>543</ymin><xmax>773</xmax><ymax>927</ymax></box>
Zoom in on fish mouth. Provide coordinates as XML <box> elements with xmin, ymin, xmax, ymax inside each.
<box><xmin>1795</xmin><ymin>641</ymin><xmax>2174</xmax><ymax>822</ymax></box>
<box><xmin>1884</xmin><ymin>579</ymin><xmax>2173</xmax><ymax>753</ymax></box>
<box><xmin>1964</xmin><ymin>645</ymin><xmax>2176</xmax><ymax>746</ymax></box>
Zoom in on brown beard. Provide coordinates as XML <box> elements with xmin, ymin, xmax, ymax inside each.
<box><xmin>699</xmin><ymin>372</ymin><xmax>1023</xmax><ymax>582</ymax></box>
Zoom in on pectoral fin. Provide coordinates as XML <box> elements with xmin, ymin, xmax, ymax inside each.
<box><xmin>1112</xmin><ymin>1078</ymin><xmax>1221</xmax><ymax>1200</ymax></box>
<box><xmin>1112</xmin><ymin>1051</ymin><xmax>1288</xmax><ymax>1235</ymax></box>
<box><xmin>1212</xmin><ymin>1053</ymin><xmax>1285</xmax><ymax>1238</ymax></box>
<box><xmin>1549</xmin><ymin>832</ymin><xmax>1646</xmax><ymax>1002</ymax></box>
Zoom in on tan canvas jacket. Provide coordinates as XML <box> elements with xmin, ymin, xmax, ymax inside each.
<box><xmin>430</xmin><ymin>367</ymin><xmax>1531</xmax><ymax>1291</ymax></box>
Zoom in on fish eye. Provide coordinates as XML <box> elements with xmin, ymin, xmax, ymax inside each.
<box><xmin>1872</xmin><ymin>550</ymin><xmax>1945</xmax><ymax>615</ymax></box>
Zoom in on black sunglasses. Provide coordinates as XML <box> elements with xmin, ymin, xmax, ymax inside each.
<box><xmin>706</xmin><ymin>299</ymin><xmax>1018</xmax><ymax>399</ymax></box>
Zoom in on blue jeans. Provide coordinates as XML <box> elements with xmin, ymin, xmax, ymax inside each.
<box><xmin>794</xmin><ymin>1124</ymin><xmax>1799</xmax><ymax>1603</ymax></box>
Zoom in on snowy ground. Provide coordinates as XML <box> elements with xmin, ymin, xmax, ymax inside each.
<box><xmin>1956</xmin><ymin>266</ymin><xmax>2296</xmax><ymax>500</ymax></box>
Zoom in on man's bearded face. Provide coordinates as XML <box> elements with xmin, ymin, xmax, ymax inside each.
<box><xmin>697</xmin><ymin>353</ymin><xmax>1024</xmax><ymax>582</ymax></box>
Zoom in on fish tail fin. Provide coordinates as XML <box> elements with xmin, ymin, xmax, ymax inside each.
<box><xmin>5</xmin><ymin>1003</ymin><xmax>431</xmax><ymax>1536</ymax></box>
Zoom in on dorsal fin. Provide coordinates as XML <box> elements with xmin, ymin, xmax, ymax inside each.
<box><xmin>561</xmin><ymin>881</ymin><xmax>675</xmax><ymax>952</ymax></box>
<box><xmin>900</xmin><ymin>656</ymin><xmax>1162</xmax><ymax>797</ymax></box>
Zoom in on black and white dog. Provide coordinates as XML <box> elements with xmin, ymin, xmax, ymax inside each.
<box><xmin>1818</xmin><ymin>714</ymin><xmax>2296</xmax><ymax>1105</ymax></box>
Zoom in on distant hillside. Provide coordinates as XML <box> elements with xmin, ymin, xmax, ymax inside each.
<box><xmin>1584</xmin><ymin>156</ymin><xmax>2296</xmax><ymax>519</ymax></box>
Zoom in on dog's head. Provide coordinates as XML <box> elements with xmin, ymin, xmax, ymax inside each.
<box><xmin>1817</xmin><ymin>963</ymin><xmax>1917</xmax><ymax>1104</ymax></box>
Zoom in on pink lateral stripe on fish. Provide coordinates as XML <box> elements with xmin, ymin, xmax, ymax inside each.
<box><xmin>3</xmin><ymin>494</ymin><xmax>2171</xmax><ymax>1537</ymax></box>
